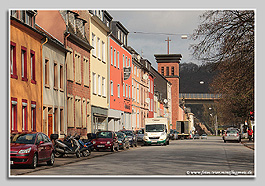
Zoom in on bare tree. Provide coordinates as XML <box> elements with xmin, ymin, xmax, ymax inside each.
<box><xmin>191</xmin><ymin>10</ymin><xmax>254</xmax><ymax>124</ymax></box>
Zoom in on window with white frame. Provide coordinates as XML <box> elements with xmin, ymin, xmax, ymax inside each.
<box><xmin>114</xmin><ymin>49</ymin><xmax>116</xmax><ymax>67</ymax></box>
<box><xmin>123</xmin><ymin>82</ymin><xmax>125</xmax><ymax>97</ymax></box>
<box><xmin>110</xmin><ymin>81</ymin><xmax>113</xmax><ymax>96</ymax></box>
<box><xmin>102</xmin><ymin>41</ymin><xmax>105</xmax><ymax>62</ymax></box>
<box><xmin>117</xmin><ymin>84</ymin><xmax>120</xmax><ymax>98</ymax></box>
<box><xmin>102</xmin><ymin>77</ymin><xmax>106</xmax><ymax>97</ymax></box>
<box><xmin>129</xmin><ymin>85</ymin><xmax>131</xmax><ymax>99</ymax></box>
<box><xmin>92</xmin><ymin>72</ymin><xmax>96</xmax><ymax>94</ymax></box>
<box><xmin>110</xmin><ymin>47</ymin><xmax>113</xmax><ymax>65</ymax></box>
<box><xmin>92</xmin><ymin>33</ymin><xmax>96</xmax><ymax>56</ymax></box>
<box><xmin>117</xmin><ymin>51</ymin><xmax>120</xmax><ymax>69</ymax></box>
<box><xmin>98</xmin><ymin>75</ymin><xmax>101</xmax><ymax>96</ymax></box>
<box><xmin>97</xmin><ymin>37</ymin><xmax>101</xmax><ymax>60</ymax></box>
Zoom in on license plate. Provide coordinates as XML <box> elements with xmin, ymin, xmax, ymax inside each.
<box><xmin>97</xmin><ymin>145</ymin><xmax>105</xmax><ymax>147</ymax></box>
<box><xmin>10</xmin><ymin>161</ymin><xmax>13</xmax><ymax>165</ymax></box>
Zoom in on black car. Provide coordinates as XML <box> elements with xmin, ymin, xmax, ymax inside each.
<box><xmin>119</xmin><ymin>130</ymin><xmax>137</xmax><ymax>147</ymax></box>
<box><xmin>115</xmin><ymin>132</ymin><xmax>130</xmax><ymax>150</ymax></box>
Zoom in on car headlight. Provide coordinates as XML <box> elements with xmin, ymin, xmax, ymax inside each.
<box><xmin>107</xmin><ymin>141</ymin><xmax>111</xmax><ymax>144</ymax></box>
<box><xmin>92</xmin><ymin>141</ymin><xmax>96</xmax><ymax>144</ymax></box>
<box><xmin>18</xmin><ymin>147</ymin><xmax>31</xmax><ymax>154</ymax></box>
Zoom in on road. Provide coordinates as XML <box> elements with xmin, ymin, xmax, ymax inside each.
<box><xmin>10</xmin><ymin>136</ymin><xmax>254</xmax><ymax>177</ymax></box>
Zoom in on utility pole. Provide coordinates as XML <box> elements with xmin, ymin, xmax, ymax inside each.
<box><xmin>165</xmin><ymin>37</ymin><xmax>171</xmax><ymax>54</ymax></box>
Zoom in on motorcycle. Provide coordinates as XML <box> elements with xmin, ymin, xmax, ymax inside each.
<box><xmin>50</xmin><ymin>134</ymin><xmax>81</xmax><ymax>158</ymax></box>
<box><xmin>74</xmin><ymin>135</ymin><xmax>93</xmax><ymax>157</ymax></box>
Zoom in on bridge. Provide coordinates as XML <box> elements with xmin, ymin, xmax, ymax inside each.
<box><xmin>179</xmin><ymin>93</ymin><xmax>221</xmax><ymax>104</ymax></box>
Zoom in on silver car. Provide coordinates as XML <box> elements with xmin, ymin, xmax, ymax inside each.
<box><xmin>223</xmin><ymin>130</ymin><xmax>241</xmax><ymax>143</ymax></box>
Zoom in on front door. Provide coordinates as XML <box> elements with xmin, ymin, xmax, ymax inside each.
<box><xmin>48</xmin><ymin>114</ymin><xmax>53</xmax><ymax>138</ymax></box>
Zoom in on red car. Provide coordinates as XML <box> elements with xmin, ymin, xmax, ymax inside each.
<box><xmin>92</xmin><ymin>131</ymin><xmax>119</xmax><ymax>152</ymax></box>
<box><xmin>10</xmin><ymin>132</ymin><xmax>55</xmax><ymax>169</ymax></box>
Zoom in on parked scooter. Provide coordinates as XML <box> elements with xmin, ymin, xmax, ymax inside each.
<box><xmin>50</xmin><ymin>134</ymin><xmax>81</xmax><ymax>158</ymax></box>
<box><xmin>74</xmin><ymin>135</ymin><xmax>93</xmax><ymax>157</ymax></box>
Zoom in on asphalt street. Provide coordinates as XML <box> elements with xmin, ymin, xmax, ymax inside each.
<box><xmin>10</xmin><ymin>136</ymin><xmax>254</xmax><ymax>177</ymax></box>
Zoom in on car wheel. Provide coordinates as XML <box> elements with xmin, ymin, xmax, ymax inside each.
<box><xmin>111</xmin><ymin>146</ymin><xmax>114</xmax><ymax>152</ymax></box>
<box><xmin>134</xmin><ymin>142</ymin><xmax>137</xmax><ymax>147</ymax></box>
<box><xmin>224</xmin><ymin>140</ymin><xmax>226</xmax><ymax>143</ymax></box>
<box><xmin>82</xmin><ymin>150</ymin><xmax>90</xmax><ymax>157</ymax></box>
<box><xmin>30</xmin><ymin>153</ymin><xmax>37</xmax><ymax>169</ymax></box>
<box><xmin>47</xmin><ymin>152</ymin><xmax>55</xmax><ymax>166</ymax></box>
<box><xmin>116</xmin><ymin>145</ymin><xmax>119</xmax><ymax>151</ymax></box>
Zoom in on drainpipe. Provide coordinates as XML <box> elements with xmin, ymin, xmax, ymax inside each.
<box><xmin>41</xmin><ymin>37</ymin><xmax>48</xmax><ymax>133</ymax></box>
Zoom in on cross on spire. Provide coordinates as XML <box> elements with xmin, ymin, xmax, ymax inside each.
<box><xmin>165</xmin><ymin>37</ymin><xmax>171</xmax><ymax>54</ymax></box>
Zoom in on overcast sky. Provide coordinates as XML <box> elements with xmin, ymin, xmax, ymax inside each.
<box><xmin>108</xmin><ymin>10</ymin><xmax>205</xmax><ymax>69</ymax></box>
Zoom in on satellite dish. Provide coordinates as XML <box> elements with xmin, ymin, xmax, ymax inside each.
<box><xmin>146</xmin><ymin>98</ymin><xmax>150</xmax><ymax>103</ymax></box>
<box><xmin>164</xmin><ymin>99</ymin><xmax>168</xmax><ymax>104</ymax></box>
<box><xmin>143</xmin><ymin>74</ymin><xmax>148</xmax><ymax>80</ymax></box>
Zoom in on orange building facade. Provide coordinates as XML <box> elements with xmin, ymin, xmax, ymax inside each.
<box><xmin>10</xmin><ymin>11</ymin><xmax>44</xmax><ymax>133</ymax></box>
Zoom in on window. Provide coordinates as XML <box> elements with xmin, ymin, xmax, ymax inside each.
<box><xmin>128</xmin><ymin>58</ymin><xmax>130</xmax><ymax>67</ymax></box>
<box><xmin>98</xmin><ymin>75</ymin><xmax>101</xmax><ymax>96</ymax></box>
<box><xmin>129</xmin><ymin>85</ymin><xmax>131</xmax><ymax>99</ymax></box>
<box><xmin>123</xmin><ymin>83</ymin><xmax>125</xmax><ymax>97</ymax></box>
<box><xmin>21</xmin><ymin>46</ymin><xmax>27</xmax><ymax>81</ymax></box>
<box><xmin>66</xmin><ymin>48</ymin><xmax>74</xmax><ymax>81</ymax></box>
<box><xmin>114</xmin><ymin>49</ymin><xmax>116</xmax><ymax>67</ymax></box>
<box><xmin>54</xmin><ymin>107</ymin><xmax>58</xmax><ymax>133</ymax></box>
<box><xmin>44</xmin><ymin>59</ymin><xmax>49</xmax><ymax>87</ymax></box>
<box><xmin>117</xmin><ymin>51</ymin><xmax>120</xmax><ymax>69</ymax></box>
<box><xmin>110</xmin><ymin>47</ymin><xmax>113</xmax><ymax>65</ymax></box>
<box><xmin>60</xmin><ymin>108</ymin><xmax>64</xmax><ymax>133</ymax></box>
<box><xmin>134</xmin><ymin>66</ymin><xmax>136</xmax><ymax>75</ymax></box>
<box><xmin>126</xmin><ymin>56</ymin><xmax>128</xmax><ymax>67</ymax></box>
<box><xmin>74</xmin><ymin>52</ymin><xmax>81</xmax><ymax>84</ymax></box>
<box><xmin>97</xmin><ymin>37</ymin><xmax>100</xmax><ymax>59</ymax></box>
<box><xmin>60</xmin><ymin>65</ymin><xmax>64</xmax><ymax>90</ymax></box>
<box><xmin>161</xmin><ymin>67</ymin><xmax>164</xmax><ymax>76</ymax></box>
<box><xmin>11</xmin><ymin>98</ymin><xmax>17</xmax><ymax>132</ymax></box>
<box><xmin>82</xmin><ymin>99</ymin><xmax>86</xmax><ymax>128</ymax></box>
<box><xmin>92</xmin><ymin>73</ymin><xmax>96</xmax><ymax>95</ymax></box>
<box><xmin>117</xmin><ymin>84</ymin><xmax>120</xmax><ymax>98</ymax></box>
<box><xmin>110</xmin><ymin>81</ymin><xmax>113</xmax><ymax>96</ymax></box>
<box><xmin>22</xmin><ymin>99</ymin><xmax>28</xmax><ymax>131</ymax></box>
<box><xmin>126</xmin><ymin>84</ymin><xmax>128</xmax><ymax>98</ymax></box>
<box><xmin>54</xmin><ymin>62</ymin><xmax>58</xmax><ymax>89</ymax></box>
<box><xmin>31</xmin><ymin>101</ymin><xmax>36</xmax><ymax>131</ymax></box>
<box><xmin>30</xmin><ymin>50</ymin><xmax>36</xmax><ymax>84</ymax></box>
<box><xmin>10</xmin><ymin>42</ymin><xmax>17</xmax><ymax>79</ymax></box>
<box><xmin>75</xmin><ymin>97</ymin><xmax>81</xmax><ymax>128</ymax></box>
<box><xmin>102</xmin><ymin>41</ymin><xmax>105</xmax><ymax>62</ymax></box>
<box><xmin>83</xmin><ymin>57</ymin><xmax>89</xmax><ymax>87</ymax></box>
<box><xmin>137</xmin><ymin>84</ymin><xmax>139</xmax><ymax>103</ymax></box>
<box><xmin>166</xmin><ymin>67</ymin><xmax>169</xmax><ymax>76</ymax></box>
<box><xmin>123</xmin><ymin>54</ymin><xmax>125</xmax><ymax>68</ymax></box>
<box><xmin>21</xmin><ymin>10</ymin><xmax>26</xmax><ymax>23</ymax></box>
<box><xmin>171</xmin><ymin>67</ymin><xmax>174</xmax><ymax>76</ymax></box>
<box><xmin>92</xmin><ymin>33</ymin><xmax>96</xmax><ymax>56</ymax></box>
<box><xmin>148</xmin><ymin>79</ymin><xmax>150</xmax><ymax>92</ymax></box>
<box><xmin>102</xmin><ymin>77</ymin><xmax>106</xmax><ymax>97</ymax></box>
<box><xmin>67</xmin><ymin>96</ymin><xmax>74</xmax><ymax>127</ymax></box>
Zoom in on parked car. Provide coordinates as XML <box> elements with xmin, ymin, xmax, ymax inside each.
<box><xmin>193</xmin><ymin>134</ymin><xmax>200</xmax><ymax>139</ymax></box>
<box><xmin>223</xmin><ymin>129</ymin><xmax>241</xmax><ymax>143</ymax></box>
<box><xmin>119</xmin><ymin>130</ymin><xmax>137</xmax><ymax>147</ymax></box>
<box><xmin>136</xmin><ymin>129</ymin><xmax>144</xmax><ymax>142</ymax></box>
<box><xmin>169</xmin><ymin>129</ymin><xmax>174</xmax><ymax>140</ymax></box>
<box><xmin>201</xmin><ymin>134</ymin><xmax>207</xmax><ymax>139</ymax></box>
<box><xmin>172</xmin><ymin>130</ymin><xmax>178</xmax><ymax>140</ymax></box>
<box><xmin>10</xmin><ymin>132</ymin><xmax>55</xmax><ymax>169</ymax></box>
<box><xmin>115</xmin><ymin>132</ymin><xmax>130</xmax><ymax>150</ymax></box>
<box><xmin>91</xmin><ymin>131</ymin><xmax>119</xmax><ymax>152</ymax></box>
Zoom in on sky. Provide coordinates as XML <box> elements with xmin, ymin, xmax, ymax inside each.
<box><xmin>108</xmin><ymin>10</ymin><xmax>205</xmax><ymax>69</ymax></box>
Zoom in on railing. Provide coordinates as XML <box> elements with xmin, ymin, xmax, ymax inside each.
<box><xmin>179</xmin><ymin>93</ymin><xmax>221</xmax><ymax>99</ymax></box>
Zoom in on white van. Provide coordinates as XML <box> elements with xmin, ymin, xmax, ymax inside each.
<box><xmin>143</xmin><ymin>118</ymin><xmax>170</xmax><ymax>145</ymax></box>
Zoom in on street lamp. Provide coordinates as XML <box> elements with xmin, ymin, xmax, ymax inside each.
<box><xmin>209</xmin><ymin>107</ymin><xmax>218</xmax><ymax>136</ymax></box>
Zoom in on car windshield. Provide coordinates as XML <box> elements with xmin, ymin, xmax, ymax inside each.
<box><xmin>11</xmin><ymin>133</ymin><xmax>37</xmax><ymax>144</ymax></box>
<box><xmin>146</xmin><ymin>124</ymin><xmax>164</xmax><ymax>132</ymax></box>
<box><xmin>137</xmin><ymin>130</ymin><xmax>143</xmax><ymax>134</ymax></box>
<box><xmin>116</xmin><ymin>132</ymin><xmax>124</xmax><ymax>138</ymax></box>
<box><xmin>123</xmin><ymin>131</ymin><xmax>133</xmax><ymax>136</ymax></box>
<box><xmin>96</xmin><ymin>132</ymin><xmax>112</xmax><ymax>138</ymax></box>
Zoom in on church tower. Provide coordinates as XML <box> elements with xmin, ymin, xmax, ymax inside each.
<box><xmin>154</xmin><ymin>54</ymin><xmax>182</xmax><ymax>129</ymax></box>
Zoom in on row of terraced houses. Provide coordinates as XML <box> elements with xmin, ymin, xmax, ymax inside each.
<box><xmin>10</xmin><ymin>10</ymin><xmax>187</xmax><ymax>139</ymax></box>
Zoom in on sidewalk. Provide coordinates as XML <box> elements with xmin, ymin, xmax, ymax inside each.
<box><xmin>241</xmin><ymin>138</ymin><xmax>255</xmax><ymax>150</ymax></box>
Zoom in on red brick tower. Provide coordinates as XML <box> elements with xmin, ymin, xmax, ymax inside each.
<box><xmin>154</xmin><ymin>54</ymin><xmax>182</xmax><ymax>129</ymax></box>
